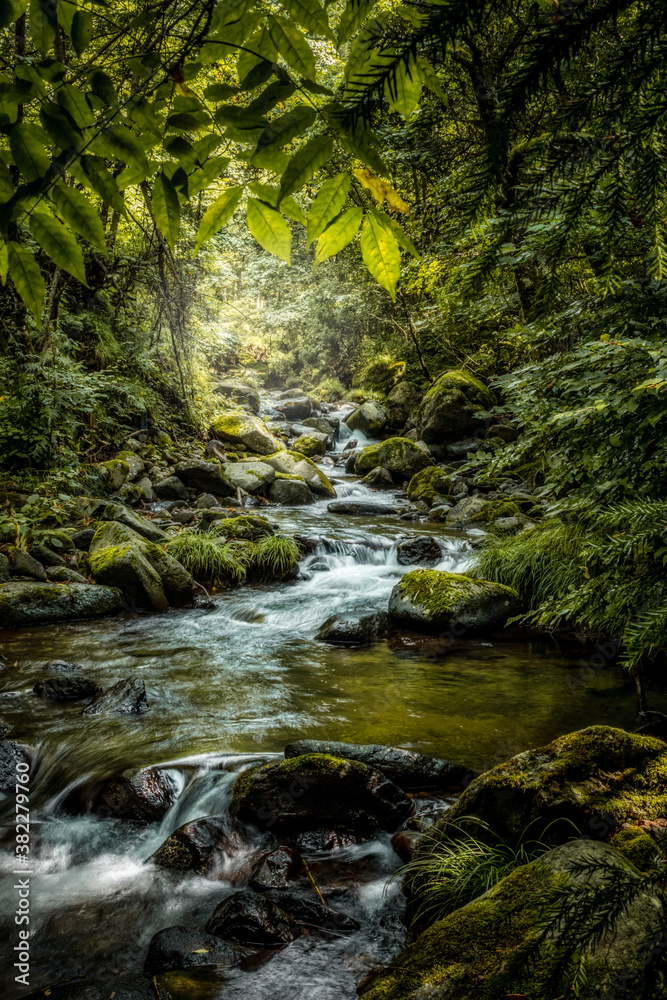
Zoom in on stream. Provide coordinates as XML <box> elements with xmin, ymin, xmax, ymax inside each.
<box><xmin>0</xmin><ymin>412</ymin><xmax>657</xmax><ymax>999</ymax></box>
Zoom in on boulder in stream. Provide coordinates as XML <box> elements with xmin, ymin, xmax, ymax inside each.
<box><xmin>249</xmin><ymin>845</ymin><xmax>307</xmax><ymax>891</ymax></box>
<box><xmin>388</xmin><ymin>569</ymin><xmax>521</xmax><ymax>636</ymax></box>
<box><xmin>149</xmin><ymin>816</ymin><xmax>252</xmax><ymax>875</ymax></box>
<box><xmin>415</xmin><ymin>369</ymin><xmax>495</xmax><ymax>445</ymax></box>
<box><xmin>269</xmin><ymin>476</ymin><xmax>315</xmax><ymax>505</ymax></box>
<box><xmin>213</xmin><ymin>378</ymin><xmax>261</xmax><ymax>413</ymax></box>
<box><xmin>229</xmin><ymin>753</ymin><xmax>411</xmax><ymax>838</ymax></box>
<box><xmin>92</xmin><ymin>765</ymin><xmax>183</xmax><ymax>822</ymax></box>
<box><xmin>174</xmin><ymin>459</ymin><xmax>235</xmax><ymax>497</ymax></box>
<box><xmin>223</xmin><ymin>460</ymin><xmax>276</xmax><ymax>495</ymax></box>
<box><xmin>264</xmin><ymin>450</ymin><xmax>336</xmax><ymax>498</ymax></box>
<box><xmin>355</xmin><ymin>437</ymin><xmax>433</xmax><ymax>482</ymax></box>
<box><xmin>386</xmin><ymin>380</ymin><xmax>422</xmax><ymax>428</ymax></box>
<box><xmin>205</xmin><ymin>889</ymin><xmax>302</xmax><ymax>946</ymax></box>
<box><xmin>211</xmin><ymin>413</ymin><xmax>283</xmax><ymax>455</ymax></box>
<box><xmin>82</xmin><ymin>676</ymin><xmax>149</xmax><ymax>716</ymax></box>
<box><xmin>361</xmin><ymin>466</ymin><xmax>394</xmax><ymax>490</ymax></box>
<box><xmin>263</xmin><ymin>888</ymin><xmax>360</xmax><ymax>933</ymax></box>
<box><xmin>327</xmin><ymin>499</ymin><xmax>401</xmax><ymax>515</ymax></box>
<box><xmin>144</xmin><ymin>925</ymin><xmax>250</xmax><ymax>976</ymax></box>
<box><xmin>34</xmin><ymin>673</ymin><xmax>101</xmax><ymax>701</ymax></box>
<box><xmin>293</xmin><ymin>431</ymin><xmax>329</xmax><ymax>457</ymax></box>
<box><xmin>315</xmin><ymin>612</ymin><xmax>391</xmax><ymax>645</ymax></box>
<box><xmin>396</xmin><ymin>536</ymin><xmax>442</xmax><ymax>565</ymax></box>
<box><xmin>284</xmin><ymin>740</ymin><xmax>477</xmax><ymax>792</ymax></box>
<box><xmin>0</xmin><ymin>582</ymin><xmax>123</xmax><ymax>628</ymax></box>
<box><xmin>345</xmin><ymin>401</ymin><xmax>387</xmax><ymax>438</ymax></box>
<box><xmin>153</xmin><ymin>475</ymin><xmax>189</xmax><ymax>501</ymax></box>
<box><xmin>276</xmin><ymin>396</ymin><xmax>312</xmax><ymax>421</ymax></box>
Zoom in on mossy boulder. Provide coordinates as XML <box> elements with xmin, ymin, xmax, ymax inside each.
<box><xmin>116</xmin><ymin>450</ymin><xmax>145</xmax><ymax>481</ymax></box>
<box><xmin>355</xmin><ymin>437</ymin><xmax>433</xmax><ymax>482</ymax></box>
<box><xmin>407</xmin><ymin>466</ymin><xmax>453</xmax><ymax>505</ymax></box>
<box><xmin>97</xmin><ymin>458</ymin><xmax>130</xmax><ymax>491</ymax></box>
<box><xmin>264</xmin><ymin>450</ymin><xmax>336</xmax><ymax>498</ymax></box>
<box><xmin>209</xmin><ymin>515</ymin><xmax>274</xmax><ymax>541</ymax></box>
<box><xmin>610</xmin><ymin>827</ymin><xmax>663</xmax><ymax>871</ymax></box>
<box><xmin>223</xmin><ymin>460</ymin><xmax>276</xmax><ymax>495</ymax></box>
<box><xmin>416</xmin><ymin>370</ymin><xmax>495</xmax><ymax>445</ymax></box>
<box><xmin>213</xmin><ymin>379</ymin><xmax>261</xmax><ymax>413</ymax></box>
<box><xmin>0</xmin><ymin>582</ymin><xmax>122</xmax><ymax>627</ymax></box>
<box><xmin>386</xmin><ymin>380</ymin><xmax>422</xmax><ymax>428</ymax></box>
<box><xmin>361</xmin><ymin>839</ymin><xmax>664</xmax><ymax>1000</ymax></box>
<box><xmin>229</xmin><ymin>753</ymin><xmax>412</xmax><ymax>837</ymax></box>
<box><xmin>468</xmin><ymin>499</ymin><xmax>522</xmax><ymax>523</ymax></box>
<box><xmin>388</xmin><ymin>569</ymin><xmax>521</xmax><ymax>635</ymax></box>
<box><xmin>433</xmin><ymin>726</ymin><xmax>667</xmax><ymax>849</ymax></box>
<box><xmin>211</xmin><ymin>413</ymin><xmax>283</xmax><ymax>455</ymax></box>
<box><xmin>269</xmin><ymin>477</ymin><xmax>314</xmax><ymax>505</ymax></box>
<box><xmin>444</xmin><ymin>495</ymin><xmax>492</xmax><ymax>526</ymax></box>
<box><xmin>293</xmin><ymin>432</ymin><xmax>328</xmax><ymax>457</ymax></box>
<box><xmin>345</xmin><ymin>401</ymin><xmax>387</xmax><ymax>438</ymax></box>
<box><xmin>174</xmin><ymin>459</ymin><xmax>235</xmax><ymax>497</ymax></box>
<box><xmin>97</xmin><ymin>503</ymin><xmax>167</xmax><ymax>543</ymax></box>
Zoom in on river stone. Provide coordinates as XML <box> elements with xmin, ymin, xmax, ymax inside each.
<box><xmin>46</xmin><ymin>566</ymin><xmax>89</xmax><ymax>584</ymax></box>
<box><xmin>68</xmin><ymin>529</ymin><xmax>95</xmax><ymax>551</ymax></box>
<box><xmin>206</xmin><ymin>439</ymin><xmax>228</xmax><ymax>463</ymax></box>
<box><xmin>214</xmin><ymin>379</ymin><xmax>261</xmax><ymax>413</ymax></box>
<box><xmin>0</xmin><ymin>582</ymin><xmax>123</xmax><ymax>628</ymax></box>
<box><xmin>195</xmin><ymin>492</ymin><xmax>220</xmax><ymax>508</ymax></box>
<box><xmin>211</xmin><ymin>413</ymin><xmax>283</xmax><ymax>455</ymax></box>
<box><xmin>303</xmin><ymin>416</ymin><xmax>337</xmax><ymax>437</ymax></box>
<box><xmin>205</xmin><ymin>889</ymin><xmax>302</xmax><ymax>946</ymax></box>
<box><xmin>154</xmin><ymin>475</ymin><xmax>189</xmax><ymax>501</ymax></box>
<box><xmin>355</xmin><ymin>438</ymin><xmax>433</xmax><ymax>482</ymax></box>
<box><xmin>362</xmin><ymin>839</ymin><xmax>664</xmax><ymax>1000</ymax></box>
<box><xmin>327</xmin><ymin>499</ymin><xmax>401</xmax><ymax>515</ymax></box>
<box><xmin>116</xmin><ymin>449</ymin><xmax>145</xmax><ymax>481</ymax></box>
<box><xmin>21</xmin><ymin>976</ymin><xmax>157</xmax><ymax>1000</ymax></box>
<box><xmin>396</xmin><ymin>536</ymin><xmax>442</xmax><ymax>565</ymax></box>
<box><xmin>174</xmin><ymin>460</ymin><xmax>235</xmax><ymax>497</ymax></box>
<box><xmin>444</xmin><ymin>495</ymin><xmax>491</xmax><ymax>526</ymax></box>
<box><xmin>407</xmin><ymin>466</ymin><xmax>453</xmax><ymax>506</ymax></box>
<box><xmin>345</xmin><ymin>401</ymin><xmax>387</xmax><ymax>438</ymax></box>
<box><xmin>315</xmin><ymin>612</ymin><xmax>391</xmax><ymax>645</ymax></box>
<box><xmin>95</xmin><ymin>503</ymin><xmax>168</xmax><ymax>543</ymax></box>
<box><xmin>275</xmin><ymin>397</ymin><xmax>312</xmax><ymax>421</ymax></box>
<box><xmin>388</xmin><ymin>569</ymin><xmax>521</xmax><ymax>636</ymax></box>
<box><xmin>293</xmin><ymin>431</ymin><xmax>329</xmax><ymax>457</ymax></box>
<box><xmin>416</xmin><ymin>370</ymin><xmax>495</xmax><ymax>445</ymax></box>
<box><xmin>144</xmin><ymin>925</ymin><xmax>249</xmax><ymax>976</ymax></box>
<box><xmin>264</xmin><ymin>450</ymin><xmax>336</xmax><ymax>498</ymax></box>
<box><xmin>92</xmin><ymin>766</ymin><xmax>183</xmax><ymax>823</ymax></box>
<box><xmin>386</xmin><ymin>381</ymin><xmax>422</xmax><ymax>428</ymax></box>
<box><xmin>34</xmin><ymin>674</ymin><xmax>101</xmax><ymax>701</ymax></box>
<box><xmin>269</xmin><ymin>477</ymin><xmax>315</xmax><ymax>505</ymax></box>
<box><xmin>83</xmin><ymin>676</ymin><xmax>149</xmax><ymax>716</ymax></box>
<box><xmin>29</xmin><ymin>542</ymin><xmax>66</xmax><ymax>567</ymax></box>
<box><xmin>224</xmin><ymin>460</ymin><xmax>276</xmax><ymax>495</ymax></box>
<box><xmin>89</xmin><ymin>537</ymin><xmax>168</xmax><ymax>613</ymax></box>
<box><xmin>263</xmin><ymin>888</ymin><xmax>360</xmax><ymax>933</ymax></box>
<box><xmin>249</xmin><ymin>846</ymin><xmax>307</xmax><ymax>892</ymax></box>
<box><xmin>361</xmin><ymin>466</ymin><xmax>394</xmax><ymax>490</ymax></box>
<box><xmin>229</xmin><ymin>753</ymin><xmax>411</xmax><ymax>837</ymax></box>
<box><xmin>7</xmin><ymin>546</ymin><xmax>47</xmax><ymax>581</ymax></box>
<box><xmin>0</xmin><ymin>740</ymin><xmax>32</xmax><ymax>794</ymax></box>
<box><xmin>284</xmin><ymin>740</ymin><xmax>477</xmax><ymax>792</ymax></box>
<box><xmin>149</xmin><ymin>816</ymin><xmax>248</xmax><ymax>874</ymax></box>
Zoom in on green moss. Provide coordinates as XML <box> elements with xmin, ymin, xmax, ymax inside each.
<box><xmin>610</xmin><ymin>828</ymin><xmax>663</xmax><ymax>871</ymax></box>
<box><xmin>355</xmin><ymin>437</ymin><xmax>433</xmax><ymax>480</ymax></box>
<box><xmin>209</xmin><ymin>515</ymin><xmax>274</xmax><ymax>541</ymax></box>
<box><xmin>274</xmin><ymin>472</ymin><xmax>306</xmax><ymax>482</ymax></box>
<box><xmin>89</xmin><ymin>544</ymin><xmax>133</xmax><ymax>576</ymax></box>
<box><xmin>397</xmin><ymin>569</ymin><xmax>517</xmax><ymax>618</ymax></box>
<box><xmin>407</xmin><ymin>466</ymin><xmax>452</xmax><ymax>505</ymax></box>
<box><xmin>422</xmin><ymin>369</ymin><xmax>495</xmax><ymax>408</ymax></box>
<box><xmin>468</xmin><ymin>500</ymin><xmax>522</xmax><ymax>523</ymax></box>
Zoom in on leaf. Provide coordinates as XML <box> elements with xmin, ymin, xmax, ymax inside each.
<box><xmin>194</xmin><ymin>186</ymin><xmax>243</xmax><ymax>251</ymax></box>
<box><xmin>354</xmin><ymin>169</ymin><xmax>409</xmax><ymax>213</ymax></box>
<box><xmin>372</xmin><ymin>208</ymin><xmax>419</xmax><ymax>259</ymax></box>
<box><xmin>255</xmin><ymin>104</ymin><xmax>317</xmax><ymax>153</ymax></box>
<box><xmin>314</xmin><ymin>206</ymin><xmax>362</xmax><ymax>266</ymax></box>
<box><xmin>71</xmin><ymin>10</ymin><xmax>93</xmax><ymax>55</ymax></box>
<box><xmin>280</xmin><ymin>134</ymin><xmax>333</xmax><ymax>200</ymax></box>
<box><xmin>89</xmin><ymin>70</ymin><xmax>117</xmax><ymax>106</ymax></box>
<box><xmin>269</xmin><ymin>16</ymin><xmax>316</xmax><ymax>80</ymax></box>
<box><xmin>8</xmin><ymin>241</ymin><xmax>46</xmax><ymax>319</ymax></box>
<box><xmin>281</xmin><ymin>196</ymin><xmax>306</xmax><ymax>225</ymax></box>
<box><xmin>30</xmin><ymin>0</ymin><xmax>56</xmax><ymax>56</ymax></box>
<box><xmin>152</xmin><ymin>173</ymin><xmax>181</xmax><ymax>249</ymax></box>
<box><xmin>417</xmin><ymin>57</ymin><xmax>448</xmax><ymax>104</ymax></box>
<box><xmin>203</xmin><ymin>83</ymin><xmax>241</xmax><ymax>101</ymax></box>
<box><xmin>29</xmin><ymin>212</ymin><xmax>88</xmax><ymax>285</ymax></box>
<box><xmin>249</xmin><ymin>146</ymin><xmax>290</xmax><ymax>174</ymax></box>
<box><xmin>77</xmin><ymin>155</ymin><xmax>125</xmax><ymax>215</ymax></box>
<box><xmin>360</xmin><ymin>213</ymin><xmax>401</xmax><ymax>300</ymax></box>
<box><xmin>93</xmin><ymin>126</ymin><xmax>150</xmax><ymax>173</ymax></box>
<box><xmin>238</xmin><ymin>26</ymin><xmax>277</xmax><ymax>89</ymax></box>
<box><xmin>247</xmin><ymin>198</ymin><xmax>291</xmax><ymax>264</ymax></box>
<box><xmin>58</xmin><ymin>84</ymin><xmax>95</xmax><ymax>129</ymax></box>
<box><xmin>0</xmin><ymin>158</ymin><xmax>13</xmax><ymax>203</ymax></box>
<box><xmin>56</xmin><ymin>0</ymin><xmax>75</xmax><ymax>35</ymax></box>
<box><xmin>384</xmin><ymin>59</ymin><xmax>422</xmax><ymax>120</ymax></box>
<box><xmin>40</xmin><ymin>102</ymin><xmax>83</xmax><ymax>150</ymax></box>
<box><xmin>0</xmin><ymin>0</ymin><xmax>26</xmax><ymax>30</ymax></box>
<box><xmin>0</xmin><ymin>243</ymin><xmax>8</xmax><ymax>284</ymax></box>
<box><xmin>9</xmin><ymin>123</ymin><xmax>50</xmax><ymax>181</ymax></box>
<box><xmin>50</xmin><ymin>183</ymin><xmax>107</xmax><ymax>254</ymax></box>
<box><xmin>187</xmin><ymin>156</ymin><xmax>230</xmax><ymax>197</ymax></box>
<box><xmin>307</xmin><ymin>172</ymin><xmax>351</xmax><ymax>246</ymax></box>
<box><xmin>280</xmin><ymin>0</ymin><xmax>331</xmax><ymax>38</ymax></box>
<box><xmin>337</xmin><ymin>0</ymin><xmax>378</xmax><ymax>46</ymax></box>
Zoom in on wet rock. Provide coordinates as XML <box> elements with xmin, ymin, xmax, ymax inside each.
<box><xmin>46</xmin><ymin>566</ymin><xmax>89</xmax><ymax>584</ymax></box>
<box><xmin>345</xmin><ymin>449</ymin><xmax>361</xmax><ymax>473</ymax></box>
<box><xmin>276</xmin><ymin>397</ymin><xmax>312</xmax><ymax>421</ymax></box>
<box><xmin>135</xmin><ymin>476</ymin><xmax>155</xmax><ymax>501</ymax></box>
<box><xmin>315</xmin><ymin>612</ymin><xmax>391</xmax><ymax>645</ymax></box>
<box><xmin>284</xmin><ymin>740</ymin><xmax>477</xmax><ymax>792</ymax></box>
<box><xmin>249</xmin><ymin>845</ymin><xmax>306</xmax><ymax>891</ymax></box>
<box><xmin>7</xmin><ymin>546</ymin><xmax>47</xmax><ymax>581</ymax></box>
<box><xmin>22</xmin><ymin>976</ymin><xmax>156</xmax><ymax>1000</ymax></box>
<box><xmin>205</xmin><ymin>439</ymin><xmax>228</xmax><ymax>463</ymax></box>
<box><xmin>264</xmin><ymin>888</ymin><xmax>360</xmax><ymax>933</ymax></box>
<box><xmin>154</xmin><ymin>475</ymin><xmax>190</xmax><ymax>501</ymax></box>
<box><xmin>293</xmin><ymin>432</ymin><xmax>329</xmax><ymax>457</ymax></box>
<box><xmin>355</xmin><ymin>438</ymin><xmax>432</xmax><ymax>482</ymax></box>
<box><xmin>70</xmin><ymin>528</ymin><xmax>96</xmax><ymax>550</ymax></box>
<box><xmin>45</xmin><ymin>659</ymin><xmax>85</xmax><ymax>673</ymax></box>
<box><xmin>345</xmin><ymin>401</ymin><xmax>387</xmax><ymax>438</ymax></box>
<box><xmin>117</xmin><ymin>449</ymin><xmax>145</xmax><ymax>481</ymax></box>
<box><xmin>224</xmin><ymin>460</ymin><xmax>276</xmax><ymax>496</ymax></box>
<box><xmin>0</xmin><ymin>582</ymin><xmax>123</xmax><ymax>628</ymax></box>
<box><xmin>396</xmin><ymin>536</ymin><xmax>442</xmax><ymax>566</ymax></box>
<box><xmin>328</xmin><ymin>499</ymin><xmax>401</xmax><ymax>516</ymax></box>
<box><xmin>211</xmin><ymin>413</ymin><xmax>282</xmax><ymax>455</ymax></box>
<box><xmin>229</xmin><ymin>754</ymin><xmax>411</xmax><ymax>837</ymax></box>
<box><xmin>174</xmin><ymin>460</ymin><xmax>235</xmax><ymax>498</ymax></box>
<box><xmin>407</xmin><ymin>466</ymin><xmax>453</xmax><ymax>507</ymax></box>
<box><xmin>34</xmin><ymin>674</ymin><xmax>100</xmax><ymax>701</ymax></box>
<box><xmin>0</xmin><ymin>740</ymin><xmax>32</xmax><ymax>793</ymax></box>
<box><xmin>97</xmin><ymin>503</ymin><xmax>168</xmax><ymax>544</ymax></box>
<box><xmin>388</xmin><ymin>569</ymin><xmax>521</xmax><ymax>636</ymax></box>
<box><xmin>303</xmin><ymin>415</ymin><xmax>337</xmax><ymax>437</ymax></box>
<box><xmin>391</xmin><ymin>830</ymin><xmax>421</xmax><ymax>862</ymax></box>
<box><xmin>386</xmin><ymin>381</ymin><xmax>422</xmax><ymax>428</ymax></box>
<box><xmin>293</xmin><ymin>828</ymin><xmax>363</xmax><ymax>852</ymax></box>
<box><xmin>416</xmin><ymin>370</ymin><xmax>494</xmax><ymax>445</ymax></box>
<box><xmin>170</xmin><ymin>510</ymin><xmax>195</xmax><ymax>525</ymax></box>
<box><xmin>214</xmin><ymin>379</ymin><xmax>261</xmax><ymax>413</ymax></box>
<box><xmin>361</xmin><ymin>466</ymin><xmax>394</xmax><ymax>490</ymax></box>
<box><xmin>92</xmin><ymin>766</ymin><xmax>183</xmax><ymax>822</ymax></box>
<box><xmin>29</xmin><ymin>542</ymin><xmax>66</xmax><ymax>567</ymax></box>
<box><xmin>264</xmin><ymin>450</ymin><xmax>335</xmax><ymax>498</ymax></box>
<box><xmin>194</xmin><ymin>493</ymin><xmax>220</xmax><ymax>509</ymax></box>
<box><xmin>269</xmin><ymin>477</ymin><xmax>314</xmax><ymax>505</ymax></box>
<box><xmin>82</xmin><ymin>676</ymin><xmax>149</xmax><ymax>716</ymax></box>
<box><xmin>149</xmin><ymin>816</ymin><xmax>248</xmax><ymax>874</ymax></box>
<box><xmin>144</xmin><ymin>925</ymin><xmax>249</xmax><ymax>976</ymax></box>
<box><xmin>205</xmin><ymin>889</ymin><xmax>302</xmax><ymax>946</ymax></box>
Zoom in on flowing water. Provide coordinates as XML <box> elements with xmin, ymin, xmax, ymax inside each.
<box><xmin>0</xmin><ymin>421</ymin><xmax>659</xmax><ymax>999</ymax></box>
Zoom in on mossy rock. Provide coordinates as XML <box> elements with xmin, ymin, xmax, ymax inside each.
<box><xmin>0</xmin><ymin>582</ymin><xmax>123</xmax><ymax>627</ymax></box>
<box><xmin>407</xmin><ymin>466</ymin><xmax>453</xmax><ymax>505</ymax></box>
<box><xmin>293</xmin><ymin>432</ymin><xmax>328</xmax><ymax>457</ymax></box>
<box><xmin>96</xmin><ymin>458</ymin><xmax>130</xmax><ymax>491</ymax></box>
<box><xmin>89</xmin><ymin>543</ymin><xmax>168</xmax><ymax>613</ymax></box>
<box><xmin>609</xmin><ymin>828</ymin><xmax>664</xmax><ymax>871</ymax></box>
<box><xmin>388</xmin><ymin>569</ymin><xmax>521</xmax><ymax>636</ymax></box>
<box><xmin>354</xmin><ymin>437</ymin><xmax>433</xmax><ymax>482</ymax></box>
<box><xmin>430</xmin><ymin>726</ymin><xmax>667</xmax><ymax>851</ymax></box>
<box><xmin>468</xmin><ymin>499</ymin><xmax>522</xmax><ymax>523</ymax></box>
<box><xmin>32</xmin><ymin>528</ymin><xmax>76</xmax><ymax>553</ymax></box>
<box><xmin>211</xmin><ymin>413</ymin><xmax>283</xmax><ymax>455</ymax></box>
<box><xmin>210</xmin><ymin>515</ymin><xmax>274</xmax><ymax>541</ymax></box>
<box><xmin>229</xmin><ymin>753</ymin><xmax>411</xmax><ymax>837</ymax></box>
<box><xmin>362</xmin><ymin>839</ymin><xmax>663</xmax><ymax>1000</ymax></box>
<box><xmin>344</xmin><ymin>401</ymin><xmax>387</xmax><ymax>438</ymax></box>
<box><xmin>264</xmin><ymin>450</ymin><xmax>335</xmax><ymax>498</ymax></box>
<box><xmin>416</xmin><ymin>370</ymin><xmax>495</xmax><ymax>445</ymax></box>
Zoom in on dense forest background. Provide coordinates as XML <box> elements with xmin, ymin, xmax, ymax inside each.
<box><xmin>0</xmin><ymin>0</ymin><xmax>666</xmax><ymax>675</ymax></box>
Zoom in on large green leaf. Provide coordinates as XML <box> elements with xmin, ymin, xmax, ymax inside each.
<box><xmin>384</xmin><ymin>58</ymin><xmax>422</xmax><ymax>120</ymax></box>
<box><xmin>58</xmin><ymin>84</ymin><xmax>95</xmax><ymax>129</ymax></box>
<box><xmin>92</xmin><ymin>126</ymin><xmax>150</xmax><ymax>173</ymax></box>
<box><xmin>0</xmin><ymin>242</ymin><xmax>7</xmax><ymax>284</ymax></box>
<box><xmin>9</xmin><ymin>123</ymin><xmax>50</xmax><ymax>181</ymax></box>
<box><xmin>50</xmin><ymin>182</ymin><xmax>107</xmax><ymax>254</ymax></box>
<box><xmin>195</xmin><ymin>186</ymin><xmax>243</xmax><ymax>251</ymax></box>
<box><xmin>314</xmin><ymin>206</ymin><xmax>362</xmax><ymax>266</ymax></box>
<box><xmin>238</xmin><ymin>25</ymin><xmax>277</xmax><ymax>88</ymax></box>
<box><xmin>360</xmin><ymin>212</ymin><xmax>400</xmax><ymax>300</ymax></box>
<box><xmin>0</xmin><ymin>0</ymin><xmax>26</xmax><ymax>30</ymax></box>
<box><xmin>40</xmin><ymin>102</ymin><xmax>83</xmax><ymax>150</ymax></box>
<box><xmin>152</xmin><ymin>173</ymin><xmax>181</xmax><ymax>249</ymax></box>
<box><xmin>280</xmin><ymin>196</ymin><xmax>306</xmax><ymax>225</ymax></box>
<box><xmin>280</xmin><ymin>0</ymin><xmax>331</xmax><ymax>38</ymax></box>
<box><xmin>248</xmin><ymin>146</ymin><xmax>290</xmax><ymax>174</ymax></box>
<box><xmin>71</xmin><ymin>10</ymin><xmax>93</xmax><ymax>55</ymax></box>
<box><xmin>306</xmin><ymin>172</ymin><xmax>351</xmax><ymax>246</ymax></box>
<box><xmin>203</xmin><ymin>83</ymin><xmax>240</xmax><ymax>101</ymax></box>
<box><xmin>247</xmin><ymin>198</ymin><xmax>291</xmax><ymax>264</ymax></box>
<box><xmin>417</xmin><ymin>57</ymin><xmax>448</xmax><ymax>104</ymax></box>
<box><xmin>188</xmin><ymin>156</ymin><xmax>230</xmax><ymax>197</ymax></box>
<box><xmin>337</xmin><ymin>0</ymin><xmax>378</xmax><ymax>45</ymax></box>
<box><xmin>8</xmin><ymin>241</ymin><xmax>45</xmax><ymax>320</ymax></box>
<box><xmin>372</xmin><ymin>208</ymin><xmax>420</xmax><ymax>259</ymax></box>
<box><xmin>269</xmin><ymin>16</ymin><xmax>316</xmax><ymax>80</ymax></box>
<box><xmin>279</xmin><ymin>134</ymin><xmax>333</xmax><ymax>200</ymax></box>
<box><xmin>29</xmin><ymin>212</ymin><xmax>88</xmax><ymax>285</ymax></box>
<box><xmin>30</xmin><ymin>0</ymin><xmax>57</xmax><ymax>56</ymax></box>
<box><xmin>0</xmin><ymin>158</ymin><xmax>13</xmax><ymax>203</ymax></box>
<box><xmin>77</xmin><ymin>155</ymin><xmax>125</xmax><ymax>215</ymax></box>
<box><xmin>255</xmin><ymin>104</ymin><xmax>317</xmax><ymax>153</ymax></box>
